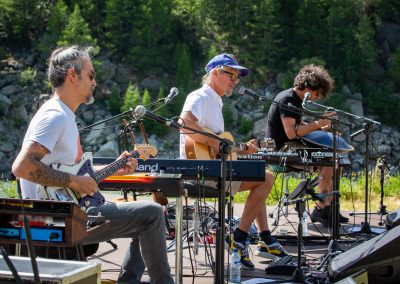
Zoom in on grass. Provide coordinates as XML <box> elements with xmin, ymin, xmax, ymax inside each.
<box><xmin>2</xmin><ymin>172</ymin><xmax>400</xmax><ymax>212</ymax></box>
<box><xmin>234</xmin><ymin>172</ymin><xmax>400</xmax><ymax>212</ymax></box>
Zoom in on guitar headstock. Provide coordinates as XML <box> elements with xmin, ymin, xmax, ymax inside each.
<box><xmin>133</xmin><ymin>144</ymin><xmax>158</xmax><ymax>160</ymax></box>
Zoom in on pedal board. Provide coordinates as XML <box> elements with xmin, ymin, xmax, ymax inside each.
<box><xmin>265</xmin><ymin>255</ymin><xmax>306</xmax><ymax>276</ymax></box>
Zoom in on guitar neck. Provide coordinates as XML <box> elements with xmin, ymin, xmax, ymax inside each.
<box><xmin>91</xmin><ymin>154</ymin><xmax>133</xmax><ymax>184</ymax></box>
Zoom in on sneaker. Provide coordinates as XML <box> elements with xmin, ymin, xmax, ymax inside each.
<box><xmin>255</xmin><ymin>240</ymin><xmax>288</xmax><ymax>259</ymax></box>
<box><xmin>310</xmin><ymin>206</ymin><xmax>330</xmax><ymax>227</ymax></box>
<box><xmin>225</xmin><ymin>235</ymin><xmax>255</xmax><ymax>270</ymax></box>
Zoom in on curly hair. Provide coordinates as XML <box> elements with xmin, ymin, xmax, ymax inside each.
<box><xmin>293</xmin><ymin>64</ymin><xmax>334</xmax><ymax>98</ymax></box>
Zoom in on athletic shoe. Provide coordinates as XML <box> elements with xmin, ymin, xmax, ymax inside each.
<box><xmin>225</xmin><ymin>234</ymin><xmax>255</xmax><ymax>270</ymax></box>
<box><xmin>255</xmin><ymin>239</ymin><xmax>288</xmax><ymax>259</ymax></box>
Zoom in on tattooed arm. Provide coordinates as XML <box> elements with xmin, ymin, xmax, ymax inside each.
<box><xmin>12</xmin><ymin>141</ymin><xmax>97</xmax><ymax>196</ymax></box>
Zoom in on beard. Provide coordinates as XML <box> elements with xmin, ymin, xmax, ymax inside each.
<box><xmin>84</xmin><ymin>87</ymin><xmax>95</xmax><ymax>105</ymax></box>
<box><xmin>85</xmin><ymin>95</ymin><xmax>95</xmax><ymax>105</ymax></box>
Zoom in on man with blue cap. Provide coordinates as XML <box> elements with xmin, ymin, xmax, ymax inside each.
<box><xmin>179</xmin><ymin>53</ymin><xmax>287</xmax><ymax>270</ymax></box>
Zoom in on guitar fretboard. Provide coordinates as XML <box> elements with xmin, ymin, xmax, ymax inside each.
<box><xmin>91</xmin><ymin>152</ymin><xmax>138</xmax><ymax>183</ymax></box>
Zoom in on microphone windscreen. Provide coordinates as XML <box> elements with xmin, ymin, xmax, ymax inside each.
<box><xmin>134</xmin><ymin>105</ymin><xmax>146</xmax><ymax>117</ymax></box>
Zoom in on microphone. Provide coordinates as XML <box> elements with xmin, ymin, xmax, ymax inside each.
<box><xmin>238</xmin><ymin>86</ymin><xmax>263</xmax><ymax>101</ymax></box>
<box><xmin>164</xmin><ymin>87</ymin><xmax>179</xmax><ymax>104</ymax></box>
<box><xmin>134</xmin><ymin>105</ymin><xmax>181</xmax><ymax>129</ymax></box>
<box><xmin>302</xmin><ymin>92</ymin><xmax>311</xmax><ymax>107</ymax></box>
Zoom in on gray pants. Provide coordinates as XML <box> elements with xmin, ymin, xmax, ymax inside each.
<box><xmin>85</xmin><ymin>200</ymin><xmax>174</xmax><ymax>284</ymax></box>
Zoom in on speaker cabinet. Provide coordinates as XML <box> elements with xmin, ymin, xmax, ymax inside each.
<box><xmin>329</xmin><ymin>226</ymin><xmax>400</xmax><ymax>283</ymax></box>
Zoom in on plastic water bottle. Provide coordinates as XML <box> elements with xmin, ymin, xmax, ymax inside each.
<box><xmin>229</xmin><ymin>248</ymin><xmax>241</xmax><ymax>283</ymax></box>
<box><xmin>301</xmin><ymin>211</ymin><xmax>308</xmax><ymax>236</ymax></box>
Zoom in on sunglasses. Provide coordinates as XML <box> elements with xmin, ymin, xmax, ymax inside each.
<box><xmin>220</xmin><ymin>69</ymin><xmax>240</xmax><ymax>81</ymax></box>
<box><xmin>88</xmin><ymin>70</ymin><xmax>96</xmax><ymax>81</ymax></box>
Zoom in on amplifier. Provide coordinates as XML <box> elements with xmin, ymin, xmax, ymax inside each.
<box><xmin>20</xmin><ymin>227</ymin><xmax>64</xmax><ymax>243</ymax></box>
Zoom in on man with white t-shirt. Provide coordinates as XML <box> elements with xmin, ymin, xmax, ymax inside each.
<box><xmin>12</xmin><ymin>45</ymin><xmax>174</xmax><ymax>284</ymax></box>
<box><xmin>178</xmin><ymin>54</ymin><xmax>287</xmax><ymax>270</ymax></box>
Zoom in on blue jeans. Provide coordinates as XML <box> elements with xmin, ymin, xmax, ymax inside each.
<box><xmin>85</xmin><ymin>200</ymin><xmax>174</xmax><ymax>284</ymax></box>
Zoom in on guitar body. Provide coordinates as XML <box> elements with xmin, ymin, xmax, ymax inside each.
<box><xmin>40</xmin><ymin>152</ymin><xmax>106</xmax><ymax>209</ymax></box>
<box><xmin>39</xmin><ymin>145</ymin><xmax>157</xmax><ymax>211</ymax></box>
<box><xmin>184</xmin><ymin>129</ymin><xmax>237</xmax><ymax>160</ymax></box>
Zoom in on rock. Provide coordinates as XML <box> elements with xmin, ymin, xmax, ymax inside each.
<box><xmin>1</xmin><ymin>84</ymin><xmax>22</xmax><ymax>96</ymax></box>
<box><xmin>96</xmin><ymin>140</ymin><xmax>119</xmax><ymax>157</ymax></box>
<box><xmin>341</xmin><ymin>98</ymin><xmax>363</xmax><ymax>117</ymax></box>
<box><xmin>99</xmin><ymin>59</ymin><xmax>117</xmax><ymax>81</ymax></box>
<box><xmin>0</xmin><ymin>95</ymin><xmax>12</xmax><ymax>115</ymax></box>
<box><xmin>140</xmin><ymin>77</ymin><xmax>162</xmax><ymax>91</ymax></box>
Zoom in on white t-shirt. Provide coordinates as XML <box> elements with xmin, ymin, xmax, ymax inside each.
<box><xmin>20</xmin><ymin>97</ymin><xmax>81</xmax><ymax>199</ymax></box>
<box><xmin>179</xmin><ymin>84</ymin><xmax>224</xmax><ymax>158</ymax></box>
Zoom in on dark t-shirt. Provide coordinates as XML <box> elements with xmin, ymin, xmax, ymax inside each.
<box><xmin>265</xmin><ymin>88</ymin><xmax>303</xmax><ymax>150</ymax></box>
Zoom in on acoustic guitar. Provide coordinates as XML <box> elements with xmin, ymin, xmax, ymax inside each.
<box><xmin>184</xmin><ymin>128</ymin><xmax>250</xmax><ymax>160</ymax></box>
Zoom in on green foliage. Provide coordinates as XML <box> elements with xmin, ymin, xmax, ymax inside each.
<box><xmin>107</xmin><ymin>85</ymin><xmax>122</xmax><ymax>115</ymax></box>
<box><xmin>57</xmin><ymin>4</ymin><xmax>99</xmax><ymax>53</ymax></box>
<box><xmin>388</xmin><ymin>46</ymin><xmax>400</xmax><ymax>87</ymax></box>
<box><xmin>19</xmin><ymin>67</ymin><xmax>36</xmax><ymax>85</ymax></box>
<box><xmin>279</xmin><ymin>57</ymin><xmax>326</xmax><ymax>90</ymax></box>
<box><xmin>173</xmin><ymin>44</ymin><xmax>193</xmax><ymax>115</ymax></box>
<box><xmin>0</xmin><ymin>0</ymin><xmax>51</xmax><ymax>46</ymax></box>
<box><xmin>121</xmin><ymin>82</ymin><xmax>141</xmax><ymax>113</ymax></box>
<box><xmin>234</xmin><ymin>172</ymin><xmax>400</xmax><ymax>210</ymax></box>
<box><xmin>1</xmin><ymin>0</ymin><xmax>400</xmax><ymax>127</ymax></box>
<box><xmin>104</xmin><ymin>0</ymin><xmax>138</xmax><ymax>55</ymax></box>
<box><xmin>238</xmin><ymin>116</ymin><xmax>253</xmax><ymax>135</ymax></box>
<box><xmin>222</xmin><ymin>100</ymin><xmax>234</xmax><ymax>130</ymax></box>
<box><xmin>127</xmin><ymin>0</ymin><xmax>176</xmax><ymax>73</ymax></box>
<box><xmin>0</xmin><ymin>180</ymin><xmax>17</xmax><ymax>198</ymax></box>
<box><xmin>153</xmin><ymin>87</ymin><xmax>170</xmax><ymax>137</ymax></box>
<box><xmin>37</xmin><ymin>0</ymin><xmax>69</xmax><ymax>57</ymax></box>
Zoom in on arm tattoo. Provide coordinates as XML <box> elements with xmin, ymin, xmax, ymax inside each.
<box><xmin>26</xmin><ymin>145</ymin><xmax>70</xmax><ymax>188</ymax></box>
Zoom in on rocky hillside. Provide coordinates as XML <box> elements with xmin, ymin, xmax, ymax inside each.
<box><xmin>1</xmin><ymin>53</ymin><xmax>400</xmax><ymax>179</ymax></box>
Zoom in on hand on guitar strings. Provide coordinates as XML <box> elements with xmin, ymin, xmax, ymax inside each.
<box><xmin>114</xmin><ymin>151</ymin><xmax>138</xmax><ymax>175</ymax></box>
<box><xmin>241</xmin><ymin>139</ymin><xmax>259</xmax><ymax>154</ymax></box>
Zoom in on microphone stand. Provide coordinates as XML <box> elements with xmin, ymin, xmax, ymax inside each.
<box><xmin>79</xmin><ymin>109</ymin><xmax>134</xmax><ymax>132</ymax></box>
<box><xmin>347</xmin><ymin>121</ymin><xmax>381</xmax><ymax>235</ymax></box>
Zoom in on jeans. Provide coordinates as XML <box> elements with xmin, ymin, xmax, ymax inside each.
<box><xmin>85</xmin><ymin>200</ymin><xmax>174</xmax><ymax>284</ymax></box>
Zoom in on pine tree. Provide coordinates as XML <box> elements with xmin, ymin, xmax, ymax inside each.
<box><xmin>121</xmin><ymin>82</ymin><xmax>141</xmax><ymax>113</ymax></box>
<box><xmin>0</xmin><ymin>0</ymin><xmax>51</xmax><ymax>46</ymax></box>
<box><xmin>57</xmin><ymin>4</ymin><xmax>99</xmax><ymax>53</ymax></box>
<box><xmin>104</xmin><ymin>0</ymin><xmax>138</xmax><ymax>55</ymax></box>
<box><xmin>37</xmin><ymin>0</ymin><xmax>69</xmax><ymax>57</ymax></box>
<box><xmin>128</xmin><ymin>0</ymin><xmax>176</xmax><ymax>73</ymax></box>
<box><xmin>355</xmin><ymin>15</ymin><xmax>377</xmax><ymax>82</ymax></box>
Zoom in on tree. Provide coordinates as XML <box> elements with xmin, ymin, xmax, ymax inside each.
<box><xmin>354</xmin><ymin>15</ymin><xmax>378</xmax><ymax>85</ymax></box>
<box><xmin>121</xmin><ymin>82</ymin><xmax>141</xmax><ymax>113</ymax></box>
<box><xmin>0</xmin><ymin>0</ymin><xmax>51</xmax><ymax>47</ymax></box>
<box><xmin>174</xmin><ymin>43</ymin><xmax>193</xmax><ymax>114</ymax></box>
<box><xmin>128</xmin><ymin>0</ymin><xmax>177</xmax><ymax>73</ymax></box>
<box><xmin>37</xmin><ymin>0</ymin><xmax>69</xmax><ymax>57</ymax></box>
<box><xmin>57</xmin><ymin>4</ymin><xmax>99</xmax><ymax>53</ymax></box>
<box><xmin>104</xmin><ymin>0</ymin><xmax>138</xmax><ymax>55</ymax></box>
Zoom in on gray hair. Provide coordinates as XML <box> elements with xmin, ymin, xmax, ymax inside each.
<box><xmin>47</xmin><ymin>45</ymin><xmax>94</xmax><ymax>88</ymax></box>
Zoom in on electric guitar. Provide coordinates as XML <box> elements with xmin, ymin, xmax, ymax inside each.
<box><xmin>40</xmin><ymin>145</ymin><xmax>157</xmax><ymax>210</ymax></box>
<box><xmin>184</xmin><ymin>128</ymin><xmax>251</xmax><ymax>160</ymax></box>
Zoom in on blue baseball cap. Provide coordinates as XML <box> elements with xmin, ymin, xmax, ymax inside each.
<box><xmin>205</xmin><ymin>53</ymin><xmax>249</xmax><ymax>77</ymax></box>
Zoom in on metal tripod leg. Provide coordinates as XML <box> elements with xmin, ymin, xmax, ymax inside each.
<box><xmin>270</xmin><ymin>176</ymin><xmax>290</xmax><ymax>226</ymax></box>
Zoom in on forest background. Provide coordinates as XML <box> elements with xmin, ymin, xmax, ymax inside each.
<box><xmin>1</xmin><ymin>0</ymin><xmax>400</xmax><ymax>127</ymax></box>
<box><xmin>2</xmin><ymin>1</ymin><xmax>400</xmax><ymax>210</ymax></box>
